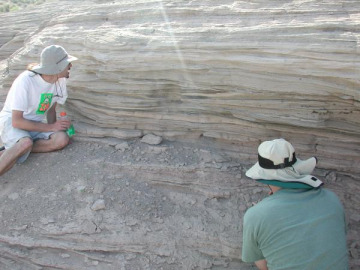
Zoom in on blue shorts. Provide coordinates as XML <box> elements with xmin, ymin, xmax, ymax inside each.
<box><xmin>1</xmin><ymin>118</ymin><xmax>54</xmax><ymax>163</ymax></box>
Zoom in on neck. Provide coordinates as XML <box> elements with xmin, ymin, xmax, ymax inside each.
<box><xmin>41</xmin><ymin>74</ymin><xmax>58</xmax><ymax>84</ymax></box>
<box><xmin>268</xmin><ymin>185</ymin><xmax>282</xmax><ymax>195</ymax></box>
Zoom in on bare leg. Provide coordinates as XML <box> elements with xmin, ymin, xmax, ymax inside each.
<box><xmin>0</xmin><ymin>137</ymin><xmax>33</xmax><ymax>176</ymax></box>
<box><xmin>31</xmin><ymin>131</ymin><xmax>69</xmax><ymax>153</ymax></box>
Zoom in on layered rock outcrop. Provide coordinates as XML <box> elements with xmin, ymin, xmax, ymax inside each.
<box><xmin>1</xmin><ymin>0</ymin><xmax>359</xmax><ymax>173</ymax></box>
<box><xmin>0</xmin><ymin>0</ymin><xmax>359</xmax><ymax>269</ymax></box>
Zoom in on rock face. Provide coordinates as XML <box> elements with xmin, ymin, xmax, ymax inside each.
<box><xmin>0</xmin><ymin>0</ymin><xmax>359</xmax><ymax>174</ymax></box>
<box><xmin>0</xmin><ymin>0</ymin><xmax>359</xmax><ymax>269</ymax></box>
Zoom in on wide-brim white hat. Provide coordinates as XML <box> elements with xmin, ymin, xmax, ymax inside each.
<box><xmin>31</xmin><ymin>45</ymin><xmax>78</xmax><ymax>75</ymax></box>
<box><xmin>246</xmin><ymin>138</ymin><xmax>323</xmax><ymax>189</ymax></box>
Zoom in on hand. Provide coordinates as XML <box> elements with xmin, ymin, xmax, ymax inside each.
<box><xmin>52</xmin><ymin>119</ymin><xmax>71</xmax><ymax>131</ymax></box>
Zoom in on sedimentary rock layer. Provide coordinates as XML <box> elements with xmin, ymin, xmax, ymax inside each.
<box><xmin>1</xmin><ymin>0</ymin><xmax>359</xmax><ymax>173</ymax></box>
<box><xmin>0</xmin><ymin>1</ymin><xmax>359</xmax><ymax>269</ymax></box>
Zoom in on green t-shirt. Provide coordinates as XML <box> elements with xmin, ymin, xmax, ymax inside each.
<box><xmin>242</xmin><ymin>188</ymin><xmax>348</xmax><ymax>270</ymax></box>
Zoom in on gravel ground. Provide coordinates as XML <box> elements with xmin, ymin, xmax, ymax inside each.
<box><xmin>0</xmin><ymin>136</ymin><xmax>261</xmax><ymax>270</ymax></box>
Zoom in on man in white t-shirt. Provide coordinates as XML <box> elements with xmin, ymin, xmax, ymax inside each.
<box><xmin>0</xmin><ymin>45</ymin><xmax>77</xmax><ymax>176</ymax></box>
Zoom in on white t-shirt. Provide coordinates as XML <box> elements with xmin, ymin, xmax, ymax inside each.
<box><xmin>0</xmin><ymin>70</ymin><xmax>68</xmax><ymax>124</ymax></box>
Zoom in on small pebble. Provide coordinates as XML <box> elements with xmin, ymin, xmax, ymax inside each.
<box><xmin>141</xmin><ymin>134</ymin><xmax>163</xmax><ymax>145</ymax></box>
<box><xmin>91</xmin><ymin>199</ymin><xmax>106</xmax><ymax>211</ymax></box>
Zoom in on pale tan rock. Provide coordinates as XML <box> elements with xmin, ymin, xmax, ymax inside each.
<box><xmin>0</xmin><ymin>1</ymin><xmax>359</xmax><ymax>269</ymax></box>
<box><xmin>91</xmin><ymin>199</ymin><xmax>106</xmax><ymax>211</ymax></box>
<box><xmin>0</xmin><ymin>0</ymin><xmax>358</xmax><ymax>174</ymax></box>
<box><xmin>115</xmin><ymin>142</ymin><xmax>130</xmax><ymax>151</ymax></box>
<box><xmin>141</xmin><ymin>134</ymin><xmax>163</xmax><ymax>145</ymax></box>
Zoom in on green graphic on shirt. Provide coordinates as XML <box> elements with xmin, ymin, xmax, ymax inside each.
<box><xmin>36</xmin><ymin>93</ymin><xmax>53</xmax><ymax>114</ymax></box>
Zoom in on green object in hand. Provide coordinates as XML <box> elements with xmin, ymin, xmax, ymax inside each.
<box><xmin>67</xmin><ymin>124</ymin><xmax>75</xmax><ymax>137</ymax></box>
<box><xmin>60</xmin><ymin>111</ymin><xmax>75</xmax><ymax>138</ymax></box>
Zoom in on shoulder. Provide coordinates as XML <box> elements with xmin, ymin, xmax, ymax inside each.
<box><xmin>244</xmin><ymin>198</ymin><xmax>274</xmax><ymax>224</ymax></box>
<box><xmin>12</xmin><ymin>71</ymin><xmax>35</xmax><ymax>85</ymax></box>
<box><xmin>320</xmin><ymin>188</ymin><xmax>344</xmax><ymax>206</ymax></box>
<box><xmin>17</xmin><ymin>70</ymin><xmax>33</xmax><ymax>79</ymax></box>
<box><xmin>317</xmin><ymin>188</ymin><xmax>341</xmax><ymax>201</ymax></box>
<box><xmin>321</xmin><ymin>188</ymin><xmax>338</xmax><ymax>196</ymax></box>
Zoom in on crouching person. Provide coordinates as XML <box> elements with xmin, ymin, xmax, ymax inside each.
<box><xmin>242</xmin><ymin>138</ymin><xmax>348</xmax><ymax>270</ymax></box>
<box><xmin>0</xmin><ymin>45</ymin><xmax>77</xmax><ymax>176</ymax></box>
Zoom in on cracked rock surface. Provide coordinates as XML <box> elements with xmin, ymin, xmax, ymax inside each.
<box><xmin>0</xmin><ymin>137</ymin><xmax>359</xmax><ymax>269</ymax></box>
<box><xmin>0</xmin><ymin>0</ymin><xmax>359</xmax><ymax>269</ymax></box>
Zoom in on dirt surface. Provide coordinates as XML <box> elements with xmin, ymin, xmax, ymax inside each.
<box><xmin>0</xmin><ymin>136</ymin><xmax>359</xmax><ymax>269</ymax></box>
<box><xmin>0</xmin><ymin>136</ymin><xmax>261</xmax><ymax>270</ymax></box>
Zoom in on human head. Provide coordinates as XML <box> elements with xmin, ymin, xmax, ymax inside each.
<box><xmin>30</xmin><ymin>45</ymin><xmax>77</xmax><ymax>75</ymax></box>
<box><xmin>246</xmin><ymin>138</ymin><xmax>323</xmax><ymax>189</ymax></box>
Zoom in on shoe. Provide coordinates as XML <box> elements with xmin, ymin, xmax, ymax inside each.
<box><xmin>0</xmin><ymin>146</ymin><xmax>5</xmax><ymax>151</ymax></box>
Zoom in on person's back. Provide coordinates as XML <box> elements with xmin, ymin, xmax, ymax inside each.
<box><xmin>242</xmin><ymin>188</ymin><xmax>348</xmax><ymax>270</ymax></box>
<box><xmin>242</xmin><ymin>138</ymin><xmax>349</xmax><ymax>270</ymax></box>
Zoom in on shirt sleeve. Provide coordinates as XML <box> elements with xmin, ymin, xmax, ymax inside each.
<box><xmin>9</xmin><ymin>74</ymin><xmax>29</xmax><ymax>112</ymax></box>
<box><xmin>242</xmin><ymin>209</ymin><xmax>265</xmax><ymax>263</ymax></box>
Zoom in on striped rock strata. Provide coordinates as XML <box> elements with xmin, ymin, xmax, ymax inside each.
<box><xmin>0</xmin><ymin>1</ymin><xmax>359</xmax><ymax>269</ymax></box>
<box><xmin>0</xmin><ymin>0</ymin><xmax>359</xmax><ymax>174</ymax></box>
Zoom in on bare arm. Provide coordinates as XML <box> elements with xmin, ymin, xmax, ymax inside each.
<box><xmin>255</xmin><ymin>259</ymin><xmax>268</xmax><ymax>270</ymax></box>
<box><xmin>12</xmin><ymin>110</ymin><xmax>70</xmax><ymax>132</ymax></box>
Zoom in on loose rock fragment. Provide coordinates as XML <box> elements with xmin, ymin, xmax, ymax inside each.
<box><xmin>94</xmin><ymin>182</ymin><xmax>105</xmax><ymax>194</ymax></box>
<box><xmin>141</xmin><ymin>134</ymin><xmax>163</xmax><ymax>145</ymax></box>
<box><xmin>91</xmin><ymin>199</ymin><xmax>106</xmax><ymax>211</ymax></box>
<box><xmin>81</xmin><ymin>219</ymin><xmax>98</xmax><ymax>234</ymax></box>
<box><xmin>115</xmin><ymin>142</ymin><xmax>130</xmax><ymax>151</ymax></box>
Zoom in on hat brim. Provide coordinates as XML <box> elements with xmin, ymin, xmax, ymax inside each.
<box><xmin>31</xmin><ymin>54</ymin><xmax>78</xmax><ymax>75</ymax></box>
<box><xmin>256</xmin><ymin>179</ymin><xmax>317</xmax><ymax>189</ymax></box>
<box><xmin>245</xmin><ymin>157</ymin><xmax>323</xmax><ymax>188</ymax></box>
<box><xmin>67</xmin><ymin>54</ymin><xmax>78</xmax><ymax>63</ymax></box>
